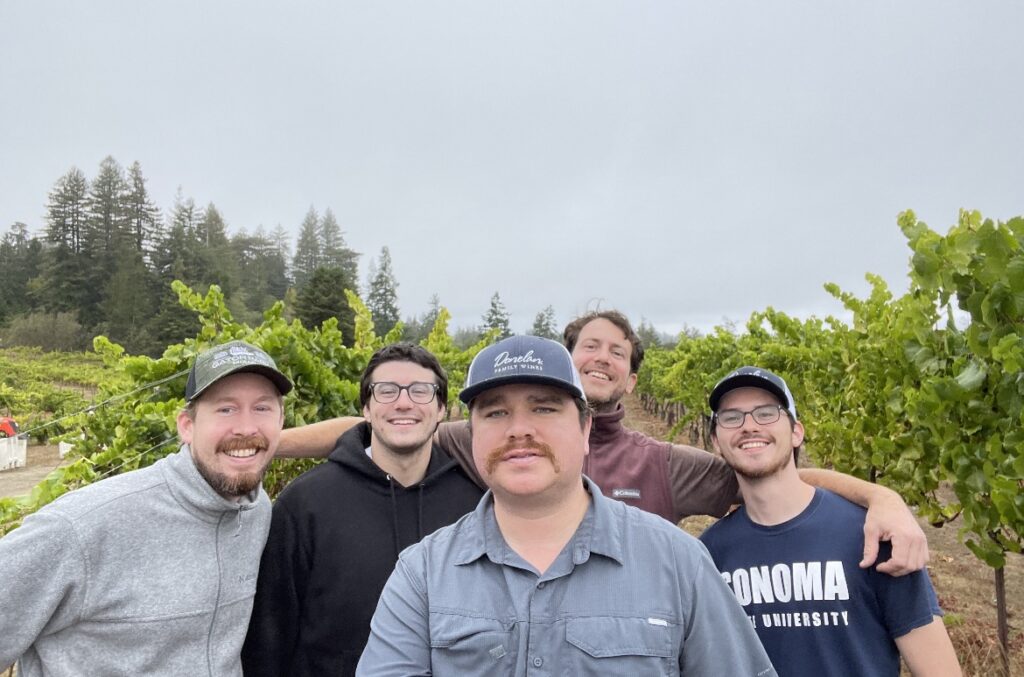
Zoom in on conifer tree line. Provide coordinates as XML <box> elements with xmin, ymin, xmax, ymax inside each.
<box><xmin>0</xmin><ymin>156</ymin><xmax>563</xmax><ymax>355</ymax></box>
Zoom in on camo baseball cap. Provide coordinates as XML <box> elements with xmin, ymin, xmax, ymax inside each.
<box><xmin>185</xmin><ymin>340</ymin><xmax>293</xmax><ymax>403</ymax></box>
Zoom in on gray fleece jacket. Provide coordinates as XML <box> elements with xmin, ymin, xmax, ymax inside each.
<box><xmin>0</xmin><ymin>445</ymin><xmax>271</xmax><ymax>676</ymax></box>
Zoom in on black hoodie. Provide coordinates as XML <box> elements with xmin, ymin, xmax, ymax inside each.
<box><xmin>242</xmin><ymin>422</ymin><xmax>483</xmax><ymax>677</ymax></box>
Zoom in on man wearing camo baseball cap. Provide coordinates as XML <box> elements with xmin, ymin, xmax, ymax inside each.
<box><xmin>0</xmin><ymin>339</ymin><xmax>292</xmax><ymax>677</ymax></box>
<box><xmin>185</xmin><ymin>339</ymin><xmax>293</xmax><ymax>404</ymax></box>
<box><xmin>180</xmin><ymin>340</ymin><xmax>292</xmax><ymax>497</ymax></box>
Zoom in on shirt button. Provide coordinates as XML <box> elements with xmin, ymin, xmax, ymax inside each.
<box><xmin>537</xmin><ymin>582</ymin><xmax>545</xmax><ymax>589</ymax></box>
<box><xmin>533</xmin><ymin>657</ymin><xmax>543</xmax><ymax>667</ymax></box>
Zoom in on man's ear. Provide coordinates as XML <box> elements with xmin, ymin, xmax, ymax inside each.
<box><xmin>177</xmin><ymin>409</ymin><xmax>194</xmax><ymax>445</ymax></box>
<box><xmin>792</xmin><ymin>421</ymin><xmax>805</xmax><ymax>448</ymax></box>
<box><xmin>583</xmin><ymin>414</ymin><xmax>592</xmax><ymax>456</ymax></box>
<box><xmin>624</xmin><ymin>372</ymin><xmax>638</xmax><ymax>395</ymax></box>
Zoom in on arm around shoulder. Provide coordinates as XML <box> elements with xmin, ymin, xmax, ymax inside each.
<box><xmin>435</xmin><ymin>419</ymin><xmax>484</xmax><ymax>488</ymax></box>
<box><xmin>799</xmin><ymin>467</ymin><xmax>929</xmax><ymax>576</ymax></box>
<box><xmin>667</xmin><ymin>443</ymin><xmax>739</xmax><ymax>520</ymax></box>
<box><xmin>275</xmin><ymin>416</ymin><xmax>362</xmax><ymax>458</ymax></box>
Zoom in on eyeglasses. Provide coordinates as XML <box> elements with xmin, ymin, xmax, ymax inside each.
<box><xmin>714</xmin><ymin>404</ymin><xmax>787</xmax><ymax>429</ymax></box>
<box><xmin>369</xmin><ymin>382</ymin><xmax>439</xmax><ymax>404</ymax></box>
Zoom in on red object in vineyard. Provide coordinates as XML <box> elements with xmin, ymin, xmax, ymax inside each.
<box><xmin>0</xmin><ymin>416</ymin><xmax>18</xmax><ymax>438</ymax></box>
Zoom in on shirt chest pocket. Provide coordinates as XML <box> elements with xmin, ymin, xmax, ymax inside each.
<box><xmin>430</xmin><ymin>612</ymin><xmax>517</xmax><ymax>675</ymax></box>
<box><xmin>564</xmin><ymin>616</ymin><xmax>679</xmax><ymax>676</ymax></box>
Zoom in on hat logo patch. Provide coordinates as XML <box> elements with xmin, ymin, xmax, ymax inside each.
<box><xmin>493</xmin><ymin>350</ymin><xmax>544</xmax><ymax>374</ymax></box>
<box><xmin>210</xmin><ymin>347</ymin><xmax>272</xmax><ymax>370</ymax></box>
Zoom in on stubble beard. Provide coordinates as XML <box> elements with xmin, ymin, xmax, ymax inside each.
<box><xmin>730</xmin><ymin>439</ymin><xmax>793</xmax><ymax>481</ymax></box>
<box><xmin>372</xmin><ymin>420</ymin><xmax>439</xmax><ymax>458</ymax></box>
<box><xmin>583</xmin><ymin>375</ymin><xmax>630</xmax><ymax>413</ymax></box>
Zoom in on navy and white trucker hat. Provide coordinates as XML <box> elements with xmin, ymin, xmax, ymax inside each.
<box><xmin>459</xmin><ymin>335</ymin><xmax>585</xmax><ymax>404</ymax></box>
<box><xmin>708</xmin><ymin>366</ymin><xmax>798</xmax><ymax>421</ymax></box>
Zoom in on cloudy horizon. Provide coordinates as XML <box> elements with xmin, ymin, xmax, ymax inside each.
<box><xmin>2</xmin><ymin>1</ymin><xmax>1021</xmax><ymax>336</ymax></box>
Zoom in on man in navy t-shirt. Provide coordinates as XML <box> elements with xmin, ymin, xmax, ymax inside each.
<box><xmin>699</xmin><ymin>367</ymin><xmax>961</xmax><ymax>676</ymax></box>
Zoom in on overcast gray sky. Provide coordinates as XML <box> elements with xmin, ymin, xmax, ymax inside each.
<box><xmin>2</xmin><ymin>1</ymin><xmax>1021</xmax><ymax>336</ymax></box>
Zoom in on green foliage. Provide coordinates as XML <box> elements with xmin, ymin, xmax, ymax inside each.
<box><xmin>291</xmin><ymin>206</ymin><xmax>322</xmax><ymax>289</ymax></box>
<box><xmin>638</xmin><ymin>209</ymin><xmax>1023</xmax><ymax>571</ymax></box>
<box><xmin>1</xmin><ymin>282</ymin><xmax>488</xmax><ymax>535</ymax></box>
<box><xmin>99</xmin><ymin>244</ymin><xmax>158</xmax><ymax>354</ymax></box>
<box><xmin>0</xmin><ymin>346</ymin><xmax>116</xmax><ymax>442</ymax></box>
<box><xmin>482</xmin><ymin>292</ymin><xmax>511</xmax><ymax>339</ymax></box>
<box><xmin>8</xmin><ymin>159</ymin><xmax>299</xmax><ymax>357</ymax></box>
<box><xmin>39</xmin><ymin>167</ymin><xmax>90</xmax><ymax>315</ymax></box>
<box><xmin>422</xmin><ymin>307</ymin><xmax>498</xmax><ymax>411</ymax></box>
<box><xmin>898</xmin><ymin>209</ymin><xmax>1024</xmax><ymax>567</ymax></box>
<box><xmin>1</xmin><ymin>311</ymin><xmax>88</xmax><ymax>352</ymax></box>
<box><xmin>530</xmin><ymin>305</ymin><xmax>559</xmax><ymax>340</ymax></box>
<box><xmin>401</xmin><ymin>293</ymin><xmax>442</xmax><ymax>344</ymax></box>
<box><xmin>292</xmin><ymin>267</ymin><xmax>359</xmax><ymax>345</ymax></box>
<box><xmin>0</xmin><ymin>222</ymin><xmax>43</xmax><ymax>323</ymax></box>
<box><xmin>319</xmin><ymin>208</ymin><xmax>360</xmax><ymax>281</ymax></box>
<box><xmin>366</xmin><ymin>246</ymin><xmax>401</xmax><ymax>337</ymax></box>
<box><xmin>635</xmin><ymin>317</ymin><xmax>663</xmax><ymax>349</ymax></box>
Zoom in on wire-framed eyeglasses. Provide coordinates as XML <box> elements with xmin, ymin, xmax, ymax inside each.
<box><xmin>369</xmin><ymin>382</ymin><xmax>439</xmax><ymax>404</ymax></box>
<box><xmin>713</xmin><ymin>404</ymin><xmax>787</xmax><ymax>429</ymax></box>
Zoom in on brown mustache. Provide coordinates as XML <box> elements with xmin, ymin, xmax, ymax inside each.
<box><xmin>217</xmin><ymin>434</ymin><xmax>269</xmax><ymax>455</ymax></box>
<box><xmin>484</xmin><ymin>440</ymin><xmax>560</xmax><ymax>475</ymax></box>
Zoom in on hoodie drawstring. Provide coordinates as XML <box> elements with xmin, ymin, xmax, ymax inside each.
<box><xmin>417</xmin><ymin>484</ymin><xmax>425</xmax><ymax>542</ymax></box>
<box><xmin>387</xmin><ymin>475</ymin><xmax>401</xmax><ymax>560</ymax></box>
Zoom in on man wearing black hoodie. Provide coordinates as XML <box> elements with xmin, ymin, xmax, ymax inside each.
<box><xmin>241</xmin><ymin>343</ymin><xmax>482</xmax><ymax>677</ymax></box>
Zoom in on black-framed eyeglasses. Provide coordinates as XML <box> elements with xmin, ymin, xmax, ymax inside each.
<box><xmin>714</xmin><ymin>404</ymin><xmax>787</xmax><ymax>429</ymax></box>
<box><xmin>369</xmin><ymin>382</ymin><xmax>439</xmax><ymax>404</ymax></box>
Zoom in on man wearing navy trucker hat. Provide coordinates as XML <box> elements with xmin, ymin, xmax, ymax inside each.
<box><xmin>699</xmin><ymin>367</ymin><xmax>960</xmax><ymax>676</ymax></box>
<box><xmin>0</xmin><ymin>340</ymin><xmax>291</xmax><ymax>677</ymax></box>
<box><xmin>357</xmin><ymin>336</ymin><xmax>776</xmax><ymax>676</ymax></box>
<box><xmin>276</xmin><ymin>310</ymin><xmax>929</xmax><ymax>577</ymax></box>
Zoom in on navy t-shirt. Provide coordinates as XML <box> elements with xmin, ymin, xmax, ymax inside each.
<box><xmin>700</xmin><ymin>488</ymin><xmax>941</xmax><ymax>676</ymax></box>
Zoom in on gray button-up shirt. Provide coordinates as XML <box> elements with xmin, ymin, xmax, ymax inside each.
<box><xmin>357</xmin><ymin>477</ymin><xmax>775</xmax><ymax>676</ymax></box>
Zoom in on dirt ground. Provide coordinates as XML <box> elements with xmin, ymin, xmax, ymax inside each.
<box><xmin>0</xmin><ymin>444</ymin><xmax>65</xmax><ymax>499</ymax></box>
<box><xmin>622</xmin><ymin>394</ymin><xmax>1023</xmax><ymax>675</ymax></box>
